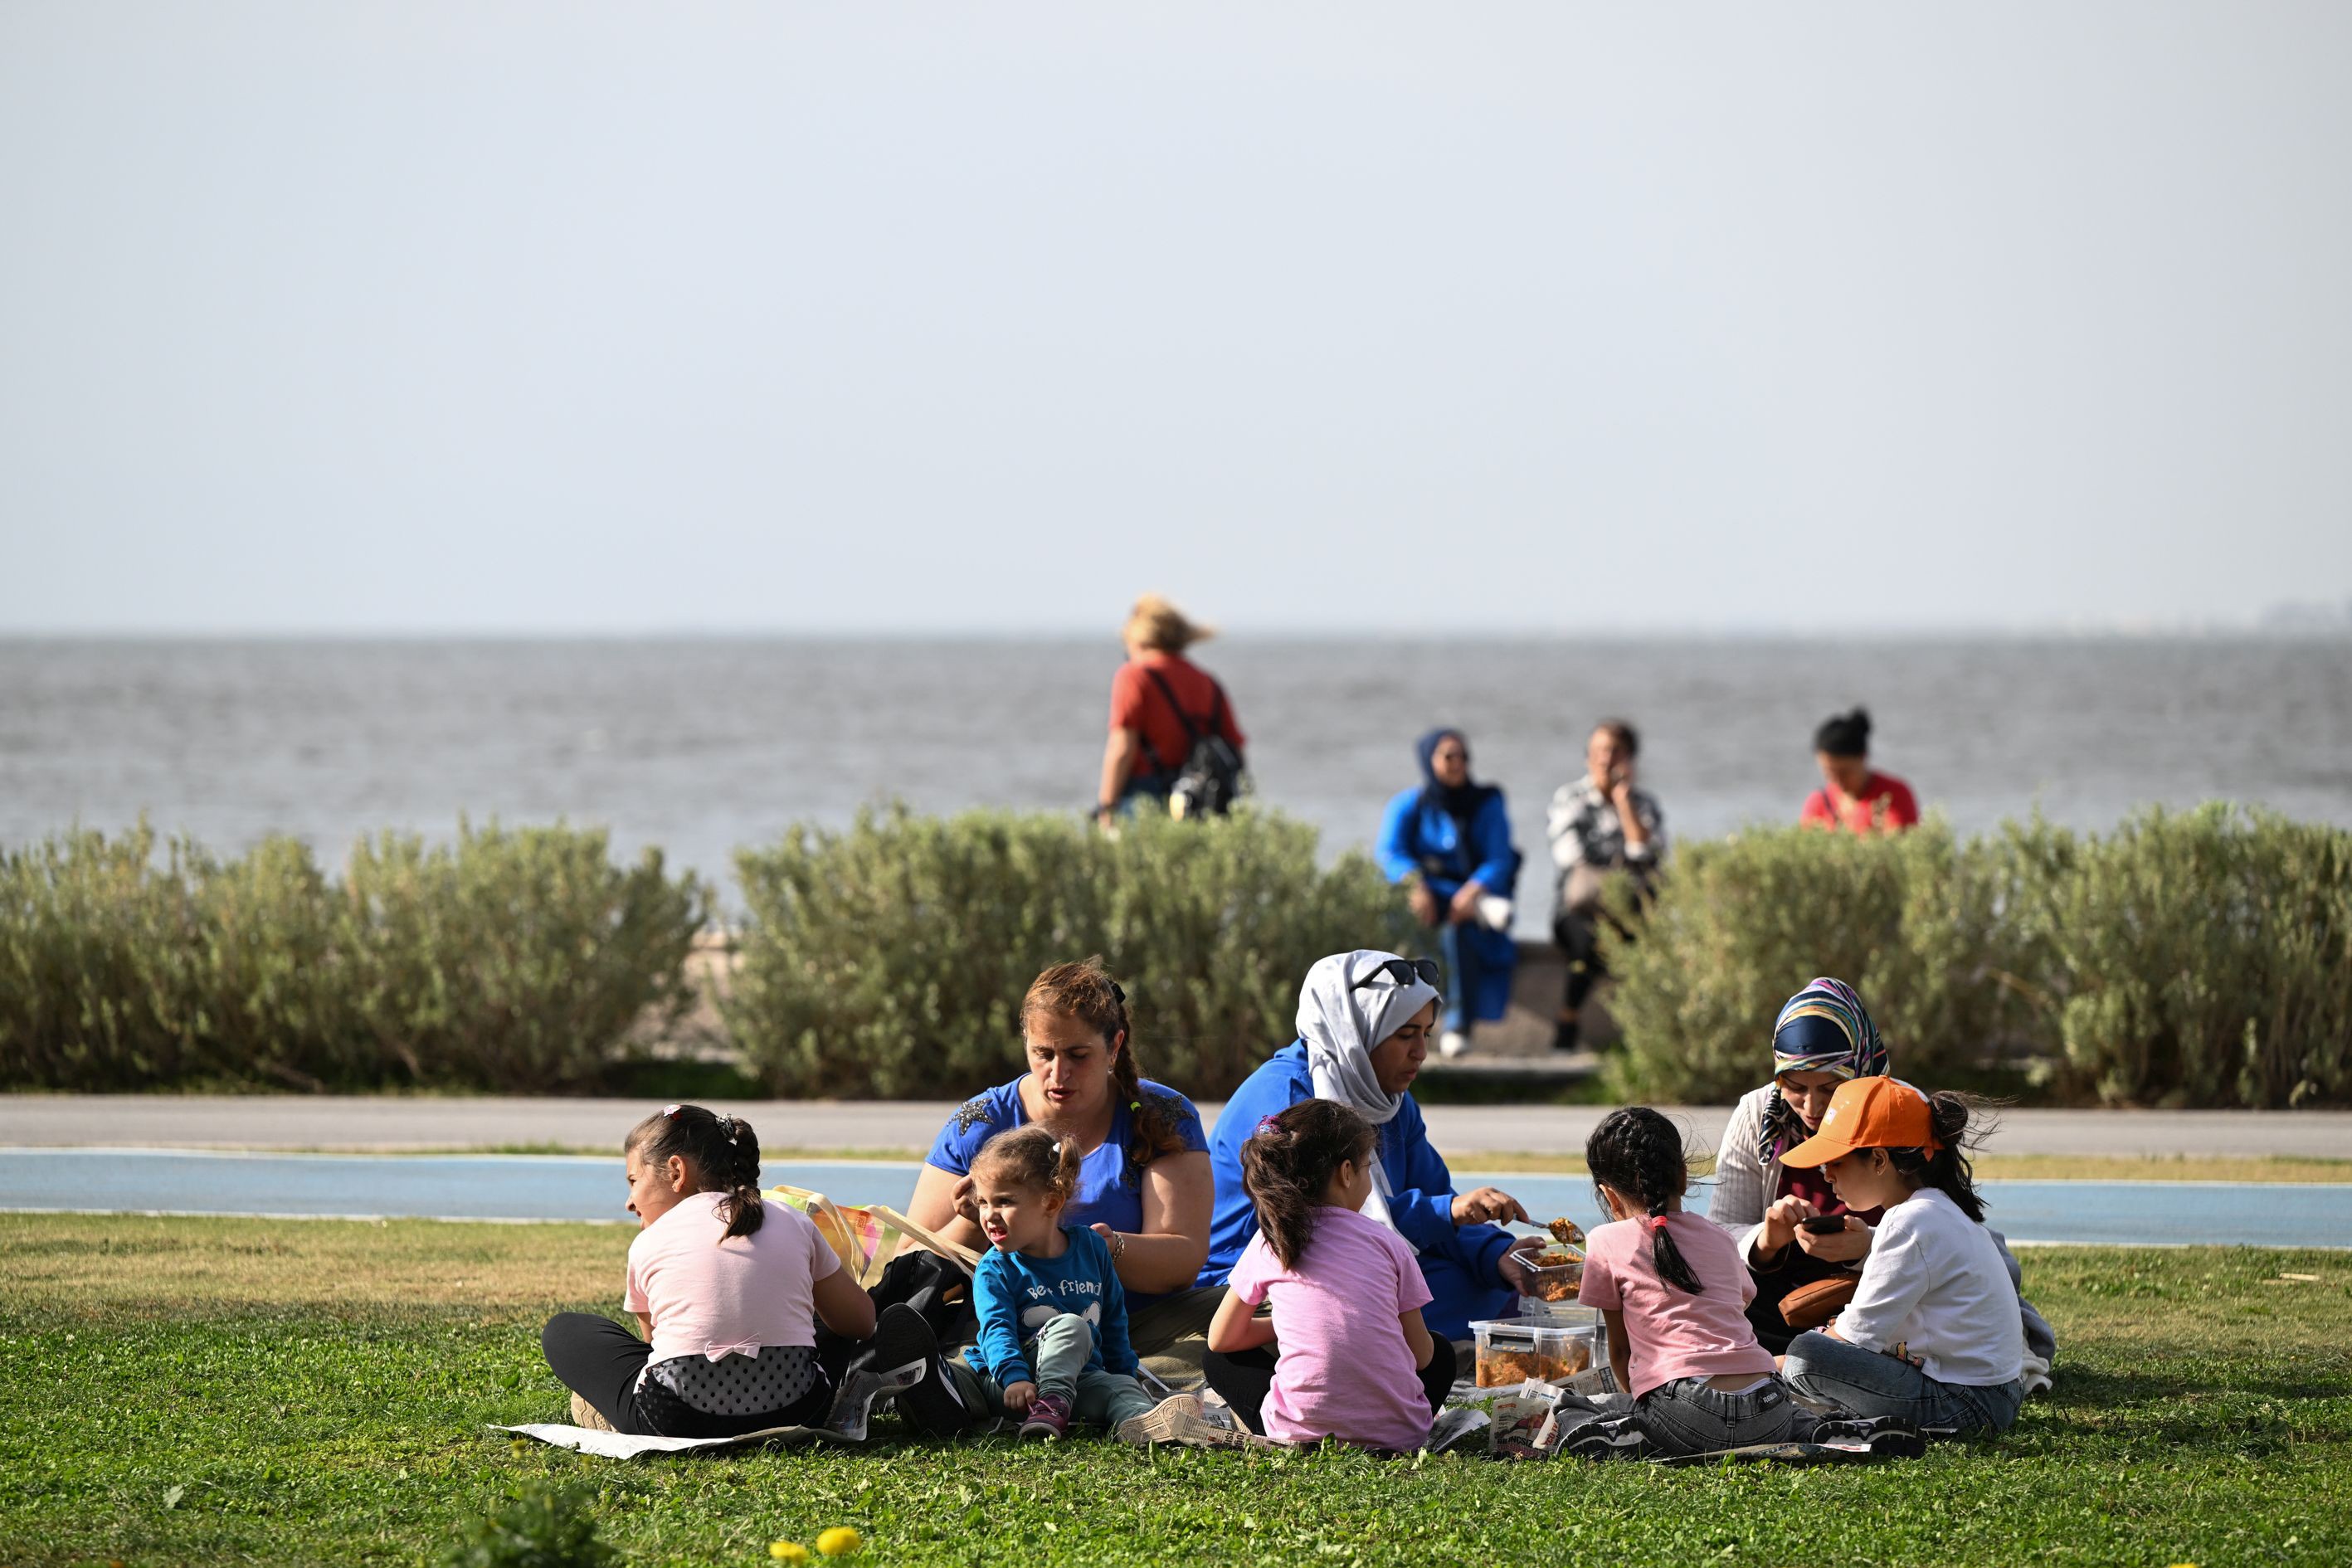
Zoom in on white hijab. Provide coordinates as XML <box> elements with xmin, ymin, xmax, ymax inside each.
<box><xmin>1297</xmin><ymin>948</ymin><xmax>1440</xmax><ymax>1230</ymax></box>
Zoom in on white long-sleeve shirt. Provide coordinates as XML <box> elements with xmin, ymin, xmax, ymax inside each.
<box><xmin>1833</xmin><ymin>1187</ymin><xmax>2025</xmax><ymax>1387</ymax></box>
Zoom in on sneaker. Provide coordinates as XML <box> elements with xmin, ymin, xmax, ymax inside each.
<box><xmin>567</xmin><ymin>1393</ymin><xmax>616</xmax><ymax>1433</ymax></box>
<box><xmin>1439</xmin><ymin>1030</ymin><xmax>1473</xmax><ymax>1059</ymax></box>
<box><xmin>1559</xmin><ymin>1414</ymin><xmax>1648</xmax><ymax>1461</ymax></box>
<box><xmin>1019</xmin><ymin>1392</ymin><xmax>1073</xmax><ymax>1441</ymax></box>
<box><xmin>873</xmin><ymin>1304</ymin><xmax>971</xmax><ymax>1439</ymax></box>
<box><xmin>1808</xmin><ymin>1415</ymin><xmax>1927</xmax><ymax>1460</ymax></box>
<box><xmin>1551</xmin><ymin>1015</ymin><xmax>1581</xmax><ymax>1052</ymax></box>
<box><xmin>826</xmin><ymin>1358</ymin><xmax>924</xmax><ymax>1442</ymax></box>
<box><xmin>1118</xmin><ymin>1393</ymin><xmax>1257</xmax><ymax>1449</ymax></box>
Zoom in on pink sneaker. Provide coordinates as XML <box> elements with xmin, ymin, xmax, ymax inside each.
<box><xmin>1019</xmin><ymin>1392</ymin><xmax>1073</xmax><ymax>1441</ymax></box>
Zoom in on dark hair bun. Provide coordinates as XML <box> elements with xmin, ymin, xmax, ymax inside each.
<box><xmin>1814</xmin><ymin>708</ymin><xmax>1872</xmax><ymax>758</ymax></box>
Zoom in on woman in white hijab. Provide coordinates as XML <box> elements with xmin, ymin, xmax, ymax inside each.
<box><xmin>1198</xmin><ymin>949</ymin><xmax>1536</xmax><ymax>1340</ymax></box>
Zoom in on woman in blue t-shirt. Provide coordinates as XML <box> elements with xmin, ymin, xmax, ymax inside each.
<box><xmin>906</xmin><ymin>957</ymin><xmax>1219</xmax><ymax>1365</ymax></box>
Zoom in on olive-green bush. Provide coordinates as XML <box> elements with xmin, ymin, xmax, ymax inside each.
<box><xmin>0</xmin><ymin>822</ymin><xmax>707</xmax><ymax>1092</ymax></box>
<box><xmin>1603</xmin><ymin>806</ymin><xmax>2352</xmax><ymax>1108</ymax></box>
<box><xmin>725</xmin><ymin>806</ymin><xmax>1420</xmax><ymax>1100</ymax></box>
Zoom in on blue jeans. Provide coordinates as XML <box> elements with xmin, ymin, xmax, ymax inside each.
<box><xmin>1782</xmin><ymin>1331</ymin><xmax>2026</xmax><ymax>1435</ymax></box>
<box><xmin>1439</xmin><ymin>922</ymin><xmax>1473</xmax><ymax>1032</ymax></box>
<box><xmin>1635</xmin><ymin>1376</ymin><xmax>1810</xmax><ymax>1455</ymax></box>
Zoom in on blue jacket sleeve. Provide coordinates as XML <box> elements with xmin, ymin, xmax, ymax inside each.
<box><xmin>1466</xmin><ymin>792</ymin><xmax>1520</xmax><ymax>896</ymax></box>
<box><xmin>1093</xmin><ymin>1237</ymin><xmax>1139</xmax><ymax>1377</ymax></box>
<box><xmin>1382</xmin><ymin>1100</ymin><xmax>1517</xmax><ymax>1286</ymax></box>
<box><xmin>1374</xmin><ymin>790</ymin><xmax>1421</xmax><ymax>885</ymax></box>
<box><xmin>970</xmin><ymin>1254</ymin><xmax>1034</xmax><ymax>1387</ymax></box>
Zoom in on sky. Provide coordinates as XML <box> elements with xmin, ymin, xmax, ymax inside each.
<box><xmin>2</xmin><ymin>2</ymin><xmax>2349</xmax><ymax>636</ymax></box>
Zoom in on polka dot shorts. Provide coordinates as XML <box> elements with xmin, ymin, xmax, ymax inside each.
<box><xmin>644</xmin><ymin>1345</ymin><xmax>824</xmax><ymax>1418</ymax></box>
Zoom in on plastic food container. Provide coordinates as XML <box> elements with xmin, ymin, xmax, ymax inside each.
<box><xmin>1517</xmin><ymin>1247</ymin><xmax>1585</xmax><ymax>1303</ymax></box>
<box><xmin>1471</xmin><ymin>1318</ymin><xmax>1600</xmax><ymax>1387</ymax></box>
<box><xmin>1518</xmin><ymin>1297</ymin><xmax>1602</xmax><ymax>1329</ymax></box>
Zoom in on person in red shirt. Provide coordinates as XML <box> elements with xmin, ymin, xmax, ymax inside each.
<box><xmin>1799</xmin><ymin>708</ymin><xmax>1919</xmax><ymax>835</ymax></box>
<box><xmin>1096</xmin><ymin>594</ymin><xmax>1246</xmax><ymax>825</ymax></box>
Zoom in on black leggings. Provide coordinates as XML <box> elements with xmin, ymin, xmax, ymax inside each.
<box><xmin>541</xmin><ymin>1313</ymin><xmax>833</xmax><ymax>1438</ymax></box>
<box><xmin>1202</xmin><ymin>1337</ymin><xmax>1458</xmax><ymax>1444</ymax></box>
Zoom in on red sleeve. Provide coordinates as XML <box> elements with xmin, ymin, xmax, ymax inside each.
<box><xmin>1108</xmin><ymin>665</ymin><xmax>1148</xmax><ymax>735</ymax></box>
<box><xmin>1213</xmin><ymin>684</ymin><xmax>1245</xmax><ymax>752</ymax></box>
<box><xmin>1799</xmin><ymin>791</ymin><xmax>1833</xmax><ymax>827</ymax></box>
<box><xmin>1884</xmin><ymin>780</ymin><xmax>1920</xmax><ymax>830</ymax></box>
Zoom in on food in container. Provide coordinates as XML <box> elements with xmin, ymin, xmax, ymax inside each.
<box><xmin>1518</xmin><ymin>1243</ymin><xmax>1585</xmax><ymax>1303</ymax></box>
<box><xmin>1471</xmin><ymin>1318</ymin><xmax>1598</xmax><ymax>1387</ymax></box>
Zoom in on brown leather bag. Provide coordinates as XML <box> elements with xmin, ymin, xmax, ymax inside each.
<box><xmin>1778</xmin><ymin>1274</ymin><xmax>1859</xmax><ymax>1330</ymax></box>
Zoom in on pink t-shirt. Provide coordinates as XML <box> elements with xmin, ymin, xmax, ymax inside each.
<box><xmin>1226</xmin><ymin>1206</ymin><xmax>1434</xmax><ymax>1452</ymax></box>
<box><xmin>1577</xmin><ymin>1213</ymin><xmax>1776</xmax><ymax>1400</ymax></box>
<box><xmin>624</xmin><ymin>1192</ymin><xmax>840</xmax><ymax>1367</ymax></box>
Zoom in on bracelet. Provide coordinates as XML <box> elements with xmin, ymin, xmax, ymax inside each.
<box><xmin>1107</xmin><ymin>1230</ymin><xmax>1127</xmax><ymax>1259</ymax></box>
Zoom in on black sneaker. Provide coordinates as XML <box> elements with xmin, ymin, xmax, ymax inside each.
<box><xmin>1808</xmin><ymin>1415</ymin><xmax>1926</xmax><ymax>1459</ymax></box>
<box><xmin>873</xmin><ymin>1304</ymin><xmax>971</xmax><ymax>1439</ymax></box>
<box><xmin>1560</xmin><ymin>1414</ymin><xmax>1648</xmax><ymax>1460</ymax></box>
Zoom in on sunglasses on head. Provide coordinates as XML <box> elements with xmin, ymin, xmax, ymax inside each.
<box><xmin>1351</xmin><ymin>956</ymin><xmax>1443</xmax><ymax>992</ymax></box>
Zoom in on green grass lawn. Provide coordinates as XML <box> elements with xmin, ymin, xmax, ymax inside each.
<box><xmin>5</xmin><ymin>1215</ymin><xmax>2345</xmax><ymax>1567</ymax></box>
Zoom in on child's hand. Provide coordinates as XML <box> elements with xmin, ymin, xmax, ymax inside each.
<box><xmin>1002</xmin><ymin>1381</ymin><xmax>1037</xmax><ymax>1414</ymax></box>
<box><xmin>1759</xmin><ymin>1195</ymin><xmax>1816</xmax><ymax>1258</ymax></box>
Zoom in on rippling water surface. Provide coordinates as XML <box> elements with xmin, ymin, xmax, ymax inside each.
<box><xmin>4</xmin><ymin>637</ymin><xmax>2347</xmax><ymax>923</ymax></box>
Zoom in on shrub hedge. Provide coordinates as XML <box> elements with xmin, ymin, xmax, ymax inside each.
<box><xmin>724</xmin><ymin>806</ymin><xmax>1419</xmax><ymax>1100</ymax></box>
<box><xmin>5</xmin><ymin>804</ymin><xmax>2344</xmax><ymax>1108</ymax></box>
<box><xmin>0</xmin><ymin>822</ymin><xmax>707</xmax><ymax>1092</ymax></box>
<box><xmin>1601</xmin><ymin>806</ymin><xmax>2352</xmax><ymax>1109</ymax></box>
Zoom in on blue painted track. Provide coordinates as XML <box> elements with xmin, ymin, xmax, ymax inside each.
<box><xmin>2</xmin><ymin>1150</ymin><xmax>2346</xmax><ymax>1248</ymax></box>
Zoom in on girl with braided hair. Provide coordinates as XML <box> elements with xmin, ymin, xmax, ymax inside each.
<box><xmin>1579</xmin><ymin>1108</ymin><xmax>1917</xmax><ymax>1457</ymax></box>
<box><xmin>540</xmin><ymin>1103</ymin><xmax>878</xmax><ymax>1436</ymax></box>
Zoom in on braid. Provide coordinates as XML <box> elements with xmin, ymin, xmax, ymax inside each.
<box><xmin>625</xmin><ymin>1103</ymin><xmax>766</xmax><ymax>1240</ymax></box>
<box><xmin>1584</xmin><ymin>1108</ymin><xmax>1703</xmax><ymax>1293</ymax></box>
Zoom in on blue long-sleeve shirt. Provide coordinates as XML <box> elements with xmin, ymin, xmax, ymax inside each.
<box><xmin>968</xmin><ymin>1225</ymin><xmax>1137</xmax><ymax>1388</ymax></box>
<box><xmin>1376</xmin><ymin>788</ymin><xmax>1520</xmax><ymax>903</ymax></box>
<box><xmin>1197</xmin><ymin>1041</ymin><xmax>1519</xmax><ymax>1339</ymax></box>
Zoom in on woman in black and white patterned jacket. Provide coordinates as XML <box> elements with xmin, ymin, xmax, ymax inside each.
<box><xmin>1545</xmin><ymin>719</ymin><xmax>1666</xmax><ymax>1051</ymax></box>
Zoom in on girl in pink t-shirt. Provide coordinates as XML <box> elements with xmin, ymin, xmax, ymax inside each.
<box><xmin>1202</xmin><ymin>1101</ymin><xmax>1455</xmax><ymax>1452</ymax></box>
<box><xmin>1579</xmin><ymin>1108</ymin><xmax>1834</xmax><ymax>1456</ymax></box>
<box><xmin>540</xmin><ymin>1103</ymin><xmax>878</xmax><ymax>1437</ymax></box>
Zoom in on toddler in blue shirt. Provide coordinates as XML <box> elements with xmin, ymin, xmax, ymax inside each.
<box><xmin>954</xmin><ymin>1126</ymin><xmax>1157</xmax><ymax>1439</ymax></box>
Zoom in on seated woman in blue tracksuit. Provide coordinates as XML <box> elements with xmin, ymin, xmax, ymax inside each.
<box><xmin>1376</xmin><ymin>728</ymin><xmax>1522</xmax><ymax>1059</ymax></box>
<box><xmin>1197</xmin><ymin>949</ymin><xmax>1536</xmax><ymax>1342</ymax></box>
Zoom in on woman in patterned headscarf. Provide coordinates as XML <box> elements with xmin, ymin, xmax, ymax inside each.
<box><xmin>1707</xmin><ymin>978</ymin><xmax>2057</xmax><ymax>1370</ymax></box>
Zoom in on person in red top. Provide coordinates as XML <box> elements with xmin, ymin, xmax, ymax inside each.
<box><xmin>1799</xmin><ymin>709</ymin><xmax>1919</xmax><ymax>834</ymax></box>
<box><xmin>1096</xmin><ymin>594</ymin><xmax>1246</xmax><ymax>825</ymax></box>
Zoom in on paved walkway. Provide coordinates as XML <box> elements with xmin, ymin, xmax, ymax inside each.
<box><xmin>5</xmin><ymin>1094</ymin><xmax>2349</xmax><ymax>1159</ymax></box>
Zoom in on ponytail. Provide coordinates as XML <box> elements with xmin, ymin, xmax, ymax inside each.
<box><xmin>1583</xmin><ymin>1107</ymin><xmax>1704</xmax><ymax>1294</ymax></box>
<box><xmin>625</xmin><ymin>1103</ymin><xmax>766</xmax><ymax>1239</ymax></box>
<box><xmin>1239</xmin><ymin>1101</ymin><xmax>1374</xmax><ymax>1269</ymax></box>
<box><xmin>971</xmin><ymin>1124</ymin><xmax>1084</xmax><ymax>1208</ymax></box>
<box><xmin>1884</xmin><ymin>1092</ymin><xmax>1990</xmax><ymax>1223</ymax></box>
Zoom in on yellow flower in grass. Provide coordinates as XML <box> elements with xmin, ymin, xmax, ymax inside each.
<box><xmin>816</xmin><ymin>1525</ymin><xmax>864</xmax><ymax>1556</ymax></box>
<box><xmin>768</xmin><ymin>1541</ymin><xmax>810</xmax><ymax>1561</ymax></box>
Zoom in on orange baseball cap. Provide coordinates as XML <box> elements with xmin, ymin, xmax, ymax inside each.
<box><xmin>1777</xmin><ymin>1075</ymin><xmax>1941</xmax><ymax>1166</ymax></box>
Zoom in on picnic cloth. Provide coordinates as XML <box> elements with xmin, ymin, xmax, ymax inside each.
<box><xmin>496</xmin><ymin>1423</ymin><xmax>842</xmax><ymax>1459</ymax></box>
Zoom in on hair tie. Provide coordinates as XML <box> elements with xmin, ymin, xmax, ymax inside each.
<box><xmin>1111</xmin><ymin>981</ymin><xmax>1127</xmax><ymax>1006</ymax></box>
<box><xmin>1254</xmin><ymin>1114</ymin><xmax>1281</xmax><ymax>1137</ymax></box>
<box><xmin>1648</xmin><ymin>1214</ymin><xmax>1670</xmax><ymax>1233</ymax></box>
<box><xmin>662</xmin><ymin>1103</ymin><xmax>682</xmax><ymax>1118</ymax></box>
<box><xmin>1129</xmin><ymin>1099</ymin><xmax>1142</xmax><ymax>1113</ymax></box>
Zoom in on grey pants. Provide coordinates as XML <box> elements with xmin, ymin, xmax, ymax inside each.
<box><xmin>1634</xmin><ymin>1376</ymin><xmax>1813</xmax><ymax>1455</ymax></box>
<box><xmin>951</xmin><ymin>1314</ymin><xmax>1157</xmax><ymax>1432</ymax></box>
<box><xmin>1782</xmin><ymin>1331</ymin><xmax>2027</xmax><ymax>1435</ymax></box>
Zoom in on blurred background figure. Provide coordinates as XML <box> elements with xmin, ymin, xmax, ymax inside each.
<box><xmin>1546</xmin><ymin>718</ymin><xmax>1666</xmax><ymax>1053</ymax></box>
<box><xmin>1801</xmin><ymin>709</ymin><xmax>1918</xmax><ymax>835</ymax></box>
<box><xmin>1376</xmin><ymin>728</ymin><xmax>1521</xmax><ymax>1059</ymax></box>
<box><xmin>1096</xmin><ymin>595</ymin><xmax>1247</xmax><ymax>826</ymax></box>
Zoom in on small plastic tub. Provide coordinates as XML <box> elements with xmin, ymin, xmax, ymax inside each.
<box><xmin>1517</xmin><ymin>1245</ymin><xmax>1585</xmax><ymax>1303</ymax></box>
<box><xmin>1471</xmin><ymin>1318</ymin><xmax>1600</xmax><ymax>1387</ymax></box>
